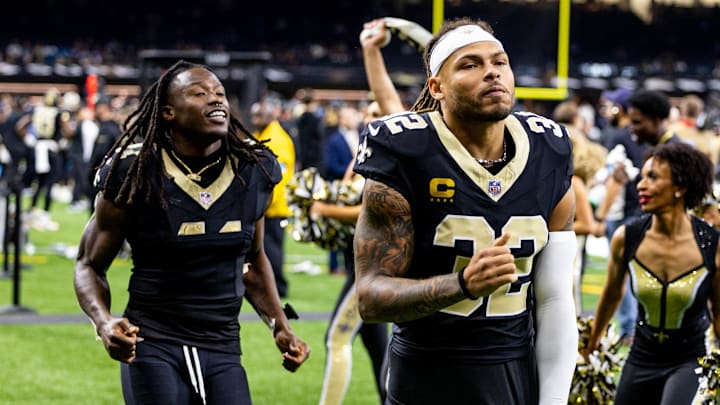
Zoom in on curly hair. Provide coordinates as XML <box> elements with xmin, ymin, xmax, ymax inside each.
<box><xmin>645</xmin><ymin>142</ymin><xmax>713</xmax><ymax>209</ymax></box>
<box><xmin>98</xmin><ymin>60</ymin><xmax>270</xmax><ymax>208</ymax></box>
<box><xmin>411</xmin><ymin>18</ymin><xmax>496</xmax><ymax>113</ymax></box>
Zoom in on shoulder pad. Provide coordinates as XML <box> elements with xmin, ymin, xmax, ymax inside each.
<box><xmin>259</xmin><ymin>148</ymin><xmax>282</xmax><ymax>184</ymax></box>
<box><xmin>360</xmin><ymin>111</ymin><xmax>432</xmax><ymax>159</ymax></box>
<box><xmin>93</xmin><ymin>142</ymin><xmax>141</xmax><ymax>189</ymax></box>
<box><xmin>512</xmin><ymin>111</ymin><xmax>572</xmax><ymax>156</ymax></box>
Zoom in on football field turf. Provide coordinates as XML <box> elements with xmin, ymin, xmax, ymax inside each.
<box><xmin>0</xmin><ymin>199</ymin><xmax>609</xmax><ymax>404</ymax></box>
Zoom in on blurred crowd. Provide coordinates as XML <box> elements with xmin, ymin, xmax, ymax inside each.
<box><xmin>1</xmin><ymin>3</ymin><xmax>720</xmax><ymax>86</ymax></box>
<box><xmin>2</xmin><ymin>81</ymin><xmax>718</xmax><ymax>253</ymax></box>
<box><xmin>0</xmin><ymin>89</ymin><xmax>138</xmax><ymax>232</ymax></box>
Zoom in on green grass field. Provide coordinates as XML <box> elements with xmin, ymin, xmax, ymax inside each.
<box><xmin>0</xmin><ymin>198</ymin><xmax>610</xmax><ymax>404</ymax></box>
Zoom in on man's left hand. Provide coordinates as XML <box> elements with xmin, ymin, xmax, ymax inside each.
<box><xmin>274</xmin><ymin>329</ymin><xmax>310</xmax><ymax>372</ymax></box>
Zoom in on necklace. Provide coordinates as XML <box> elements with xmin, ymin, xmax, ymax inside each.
<box><xmin>170</xmin><ymin>149</ymin><xmax>222</xmax><ymax>182</ymax></box>
<box><xmin>476</xmin><ymin>139</ymin><xmax>507</xmax><ymax>168</ymax></box>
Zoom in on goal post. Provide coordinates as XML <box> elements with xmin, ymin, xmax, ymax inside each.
<box><xmin>432</xmin><ymin>0</ymin><xmax>570</xmax><ymax>100</ymax></box>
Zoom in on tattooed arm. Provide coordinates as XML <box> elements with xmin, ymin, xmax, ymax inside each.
<box><xmin>353</xmin><ymin>179</ymin><xmax>517</xmax><ymax>323</ymax></box>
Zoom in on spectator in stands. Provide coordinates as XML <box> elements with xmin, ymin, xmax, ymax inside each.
<box><xmin>553</xmin><ymin>100</ymin><xmax>607</xmax><ymax>313</ymax></box>
<box><xmin>595</xmin><ymin>87</ymin><xmax>645</xmax><ymax>344</ymax></box>
<box><xmin>251</xmin><ymin>98</ymin><xmax>296</xmax><ymax>297</ymax></box>
<box><xmin>627</xmin><ymin>89</ymin><xmax>680</xmax><ymax>146</ymax></box>
<box><xmin>74</xmin><ymin>60</ymin><xmax>309</xmax><ymax>404</ymax></box>
<box><xmin>0</xmin><ymin>95</ymin><xmax>28</xmax><ymax>185</ymax></box>
<box><xmin>68</xmin><ymin>106</ymin><xmax>98</xmax><ymax>212</ymax></box>
<box><xmin>16</xmin><ymin>88</ymin><xmax>72</xmax><ymax>229</ymax></box>
<box><xmin>577</xmin><ymin>100</ymin><xmax>602</xmax><ymax>143</ymax></box>
<box><xmin>669</xmin><ymin>94</ymin><xmax>719</xmax><ymax>167</ymax></box>
<box><xmin>86</xmin><ymin>99</ymin><xmax>122</xmax><ymax>214</ymax></box>
<box><xmin>295</xmin><ymin>88</ymin><xmax>324</xmax><ymax>171</ymax></box>
<box><xmin>323</xmin><ymin>104</ymin><xmax>361</xmax><ymax>276</ymax></box>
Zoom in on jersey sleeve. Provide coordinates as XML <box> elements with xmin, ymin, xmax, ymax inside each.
<box><xmin>247</xmin><ymin>147</ymin><xmax>282</xmax><ymax>194</ymax></box>
<box><xmin>259</xmin><ymin>148</ymin><xmax>282</xmax><ymax>186</ymax></box>
<box><xmin>93</xmin><ymin>143</ymin><xmax>141</xmax><ymax>200</ymax></box>
<box><xmin>514</xmin><ymin>111</ymin><xmax>574</xmax><ymax>209</ymax></box>
<box><xmin>555</xmin><ymin>124</ymin><xmax>574</xmax><ymax>206</ymax></box>
<box><xmin>352</xmin><ymin>112</ymin><xmax>432</xmax><ymax>200</ymax></box>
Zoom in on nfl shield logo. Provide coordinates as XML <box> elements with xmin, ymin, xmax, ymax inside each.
<box><xmin>488</xmin><ymin>180</ymin><xmax>501</xmax><ymax>196</ymax></box>
<box><xmin>199</xmin><ymin>191</ymin><xmax>212</xmax><ymax>206</ymax></box>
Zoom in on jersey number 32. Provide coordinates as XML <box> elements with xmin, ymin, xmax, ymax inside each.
<box><xmin>434</xmin><ymin>215</ymin><xmax>548</xmax><ymax>317</ymax></box>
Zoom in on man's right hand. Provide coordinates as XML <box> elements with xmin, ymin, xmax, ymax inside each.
<box><xmin>463</xmin><ymin>233</ymin><xmax>518</xmax><ymax>299</ymax></box>
<box><xmin>96</xmin><ymin>317</ymin><xmax>141</xmax><ymax>364</ymax></box>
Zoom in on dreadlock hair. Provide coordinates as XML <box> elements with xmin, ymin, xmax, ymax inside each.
<box><xmin>99</xmin><ymin>60</ymin><xmax>270</xmax><ymax>208</ymax></box>
<box><xmin>411</xmin><ymin>18</ymin><xmax>496</xmax><ymax>113</ymax></box>
<box><xmin>645</xmin><ymin>142</ymin><xmax>713</xmax><ymax>210</ymax></box>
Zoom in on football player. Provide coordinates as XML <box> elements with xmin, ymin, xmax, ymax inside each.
<box><xmin>353</xmin><ymin>17</ymin><xmax>577</xmax><ymax>404</ymax></box>
<box><xmin>74</xmin><ymin>60</ymin><xmax>309</xmax><ymax>405</ymax></box>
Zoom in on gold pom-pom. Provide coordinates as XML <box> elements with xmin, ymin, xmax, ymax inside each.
<box><xmin>286</xmin><ymin>167</ymin><xmax>363</xmax><ymax>250</ymax></box>
<box><xmin>695</xmin><ymin>350</ymin><xmax>720</xmax><ymax>404</ymax></box>
<box><xmin>569</xmin><ymin>316</ymin><xmax>625</xmax><ymax>405</ymax></box>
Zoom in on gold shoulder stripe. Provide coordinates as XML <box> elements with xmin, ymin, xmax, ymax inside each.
<box><xmin>120</xmin><ymin>143</ymin><xmax>143</xmax><ymax>159</ymax></box>
<box><xmin>177</xmin><ymin>221</ymin><xmax>206</xmax><ymax>236</ymax></box>
<box><xmin>219</xmin><ymin>220</ymin><xmax>242</xmax><ymax>233</ymax></box>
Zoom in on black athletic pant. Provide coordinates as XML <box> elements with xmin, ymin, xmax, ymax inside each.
<box><xmin>121</xmin><ymin>339</ymin><xmax>251</xmax><ymax>405</ymax></box>
<box><xmin>615</xmin><ymin>360</ymin><xmax>700</xmax><ymax>405</ymax></box>
<box><xmin>385</xmin><ymin>344</ymin><xmax>538</xmax><ymax>405</ymax></box>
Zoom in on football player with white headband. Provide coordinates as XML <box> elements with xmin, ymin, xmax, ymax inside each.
<box><xmin>353</xmin><ymin>18</ymin><xmax>577</xmax><ymax>404</ymax></box>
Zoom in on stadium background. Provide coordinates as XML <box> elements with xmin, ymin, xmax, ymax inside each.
<box><xmin>1</xmin><ymin>1</ymin><xmax>720</xmax><ymax>403</ymax></box>
<box><xmin>1</xmin><ymin>0</ymin><xmax>719</xmax><ymax>113</ymax></box>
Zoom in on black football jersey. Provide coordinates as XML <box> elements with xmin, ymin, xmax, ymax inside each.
<box><xmin>96</xmin><ymin>145</ymin><xmax>281</xmax><ymax>354</ymax></box>
<box><xmin>353</xmin><ymin>110</ymin><xmax>572</xmax><ymax>362</ymax></box>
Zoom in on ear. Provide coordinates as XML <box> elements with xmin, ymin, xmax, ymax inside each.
<box><xmin>428</xmin><ymin>77</ymin><xmax>443</xmax><ymax>101</ymax></box>
<box><xmin>161</xmin><ymin>105</ymin><xmax>174</xmax><ymax>122</ymax></box>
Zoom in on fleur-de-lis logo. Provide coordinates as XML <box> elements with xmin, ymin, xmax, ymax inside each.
<box><xmin>356</xmin><ymin>137</ymin><xmax>373</xmax><ymax>164</ymax></box>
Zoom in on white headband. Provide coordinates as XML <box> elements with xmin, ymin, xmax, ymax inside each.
<box><xmin>428</xmin><ymin>25</ymin><xmax>504</xmax><ymax>76</ymax></box>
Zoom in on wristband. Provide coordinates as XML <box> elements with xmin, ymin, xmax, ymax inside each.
<box><xmin>458</xmin><ymin>267</ymin><xmax>478</xmax><ymax>300</ymax></box>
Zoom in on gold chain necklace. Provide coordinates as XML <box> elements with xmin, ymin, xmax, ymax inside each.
<box><xmin>170</xmin><ymin>149</ymin><xmax>222</xmax><ymax>182</ymax></box>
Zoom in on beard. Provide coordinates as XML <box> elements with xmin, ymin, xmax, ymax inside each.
<box><xmin>475</xmin><ymin>106</ymin><xmax>512</xmax><ymax>121</ymax></box>
<box><xmin>455</xmin><ymin>100</ymin><xmax>513</xmax><ymax>122</ymax></box>
<box><xmin>448</xmin><ymin>87</ymin><xmax>514</xmax><ymax>122</ymax></box>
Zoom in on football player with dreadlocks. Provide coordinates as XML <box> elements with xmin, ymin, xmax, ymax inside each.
<box><xmin>74</xmin><ymin>60</ymin><xmax>309</xmax><ymax>405</ymax></box>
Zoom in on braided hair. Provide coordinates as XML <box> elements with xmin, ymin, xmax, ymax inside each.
<box><xmin>99</xmin><ymin>60</ymin><xmax>270</xmax><ymax>208</ymax></box>
<box><xmin>411</xmin><ymin>18</ymin><xmax>496</xmax><ymax>113</ymax></box>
